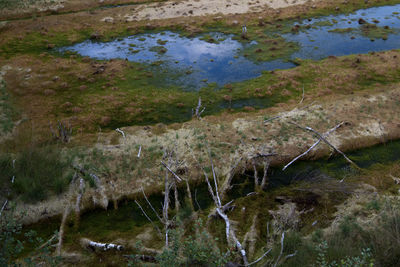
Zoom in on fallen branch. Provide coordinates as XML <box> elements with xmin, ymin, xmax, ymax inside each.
<box><xmin>56</xmin><ymin>206</ymin><xmax>70</xmax><ymax>256</ymax></box>
<box><xmin>161</xmin><ymin>161</ymin><xmax>182</xmax><ymax>182</ymax></box>
<box><xmin>116</xmin><ymin>128</ymin><xmax>126</xmax><ymax>139</ymax></box>
<box><xmin>137</xmin><ymin>145</ymin><xmax>142</xmax><ymax>158</ymax></box>
<box><xmin>80</xmin><ymin>238</ymin><xmax>124</xmax><ymax>251</ymax></box>
<box><xmin>135</xmin><ymin>200</ymin><xmax>162</xmax><ymax>236</ymax></box>
<box><xmin>141</xmin><ymin>187</ymin><xmax>163</xmax><ymax>223</ymax></box>
<box><xmin>0</xmin><ymin>200</ymin><xmax>8</xmax><ymax>217</ymax></box>
<box><xmin>290</xmin><ymin>121</ymin><xmax>359</xmax><ymax>169</ymax></box>
<box><xmin>283</xmin><ymin>122</ymin><xmax>344</xmax><ymax>171</ymax></box>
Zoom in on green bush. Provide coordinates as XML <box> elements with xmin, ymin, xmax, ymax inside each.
<box><xmin>314</xmin><ymin>241</ymin><xmax>374</xmax><ymax>267</ymax></box>
<box><xmin>0</xmin><ymin>203</ymin><xmax>60</xmax><ymax>265</ymax></box>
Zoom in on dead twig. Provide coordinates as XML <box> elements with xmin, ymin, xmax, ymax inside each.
<box><xmin>0</xmin><ymin>200</ymin><xmax>8</xmax><ymax>217</ymax></box>
<box><xmin>141</xmin><ymin>187</ymin><xmax>163</xmax><ymax>223</ymax></box>
<box><xmin>161</xmin><ymin>161</ymin><xmax>182</xmax><ymax>182</ymax></box>
<box><xmin>115</xmin><ymin>128</ymin><xmax>126</xmax><ymax>139</ymax></box>
<box><xmin>283</xmin><ymin>122</ymin><xmax>345</xmax><ymax>170</ymax></box>
<box><xmin>289</xmin><ymin>121</ymin><xmax>359</xmax><ymax>169</ymax></box>
<box><xmin>192</xmin><ymin>97</ymin><xmax>205</xmax><ymax>119</ymax></box>
<box><xmin>135</xmin><ymin>200</ymin><xmax>162</xmax><ymax>236</ymax></box>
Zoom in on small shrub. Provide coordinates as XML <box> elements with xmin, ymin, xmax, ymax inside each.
<box><xmin>0</xmin><ymin>203</ymin><xmax>60</xmax><ymax>265</ymax></box>
<box><xmin>365</xmin><ymin>199</ymin><xmax>380</xmax><ymax>211</ymax></box>
<box><xmin>313</xmin><ymin>241</ymin><xmax>374</xmax><ymax>267</ymax></box>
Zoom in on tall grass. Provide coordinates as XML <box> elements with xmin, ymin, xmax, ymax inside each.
<box><xmin>0</xmin><ymin>80</ymin><xmax>17</xmax><ymax>135</ymax></box>
<box><xmin>0</xmin><ymin>145</ymin><xmax>73</xmax><ymax>203</ymax></box>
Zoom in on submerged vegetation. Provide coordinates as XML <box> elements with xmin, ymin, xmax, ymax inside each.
<box><xmin>329</xmin><ymin>24</ymin><xmax>397</xmax><ymax>40</ymax></box>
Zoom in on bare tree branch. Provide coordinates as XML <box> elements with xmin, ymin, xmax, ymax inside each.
<box><xmin>192</xmin><ymin>97</ymin><xmax>205</xmax><ymax>119</ymax></box>
<box><xmin>135</xmin><ymin>200</ymin><xmax>162</xmax><ymax>236</ymax></box>
<box><xmin>141</xmin><ymin>187</ymin><xmax>162</xmax><ymax>223</ymax></box>
<box><xmin>56</xmin><ymin>206</ymin><xmax>70</xmax><ymax>256</ymax></box>
<box><xmin>116</xmin><ymin>128</ymin><xmax>126</xmax><ymax>139</ymax></box>
<box><xmin>284</xmin><ymin>122</ymin><xmax>353</xmax><ymax>171</ymax></box>
<box><xmin>0</xmin><ymin>200</ymin><xmax>8</xmax><ymax>217</ymax></box>
<box><xmin>161</xmin><ymin>161</ymin><xmax>182</xmax><ymax>182</ymax></box>
<box><xmin>273</xmin><ymin>232</ymin><xmax>286</xmax><ymax>267</ymax></box>
<box><xmin>290</xmin><ymin>121</ymin><xmax>359</xmax><ymax>169</ymax></box>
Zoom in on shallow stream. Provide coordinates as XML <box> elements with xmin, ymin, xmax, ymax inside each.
<box><xmin>21</xmin><ymin>139</ymin><xmax>400</xmax><ymax>256</ymax></box>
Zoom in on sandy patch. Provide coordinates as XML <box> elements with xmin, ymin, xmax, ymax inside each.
<box><xmin>121</xmin><ymin>0</ymin><xmax>310</xmax><ymax>22</ymax></box>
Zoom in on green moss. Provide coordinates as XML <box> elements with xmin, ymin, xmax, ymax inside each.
<box><xmin>328</xmin><ymin>27</ymin><xmax>354</xmax><ymax>33</ymax></box>
<box><xmin>241</xmin><ymin>35</ymin><xmax>299</xmax><ymax>62</ymax></box>
<box><xmin>329</xmin><ymin>24</ymin><xmax>397</xmax><ymax>39</ymax></box>
<box><xmin>0</xmin><ymin>29</ymin><xmax>92</xmax><ymax>58</ymax></box>
<box><xmin>311</xmin><ymin>20</ymin><xmax>335</xmax><ymax>27</ymax></box>
<box><xmin>199</xmin><ymin>34</ymin><xmax>220</xmax><ymax>44</ymax></box>
<box><xmin>149</xmin><ymin>45</ymin><xmax>167</xmax><ymax>54</ymax></box>
<box><xmin>156</xmin><ymin>39</ymin><xmax>168</xmax><ymax>45</ymax></box>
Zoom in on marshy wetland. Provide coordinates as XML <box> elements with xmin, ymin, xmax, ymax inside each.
<box><xmin>1</xmin><ymin>0</ymin><xmax>400</xmax><ymax>266</ymax></box>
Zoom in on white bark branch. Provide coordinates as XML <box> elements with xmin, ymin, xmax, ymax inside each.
<box><xmin>0</xmin><ymin>200</ymin><xmax>8</xmax><ymax>217</ymax></box>
<box><xmin>116</xmin><ymin>128</ymin><xmax>126</xmax><ymax>139</ymax></box>
<box><xmin>243</xmin><ymin>248</ymin><xmax>272</xmax><ymax>266</ymax></box>
<box><xmin>81</xmin><ymin>238</ymin><xmax>124</xmax><ymax>251</ymax></box>
<box><xmin>56</xmin><ymin>205</ymin><xmax>70</xmax><ymax>255</ymax></box>
<box><xmin>203</xmin><ymin>152</ymin><xmax>248</xmax><ymax>266</ymax></box>
<box><xmin>141</xmin><ymin>187</ymin><xmax>162</xmax><ymax>223</ymax></box>
<box><xmin>163</xmin><ymin>169</ymin><xmax>170</xmax><ymax>247</ymax></box>
<box><xmin>161</xmin><ymin>161</ymin><xmax>182</xmax><ymax>182</ymax></box>
<box><xmin>295</xmin><ymin>123</ymin><xmax>358</xmax><ymax>168</ymax></box>
<box><xmin>75</xmin><ymin>178</ymin><xmax>85</xmax><ymax>215</ymax></box>
<box><xmin>283</xmin><ymin>122</ymin><xmax>350</xmax><ymax>171</ymax></box>
<box><xmin>273</xmin><ymin>232</ymin><xmax>286</xmax><ymax>267</ymax></box>
<box><xmin>135</xmin><ymin>200</ymin><xmax>162</xmax><ymax>236</ymax></box>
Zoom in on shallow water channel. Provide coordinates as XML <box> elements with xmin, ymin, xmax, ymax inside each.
<box><xmin>60</xmin><ymin>4</ymin><xmax>400</xmax><ymax>90</ymax></box>
<box><xmin>22</xmin><ymin>139</ymin><xmax>400</xmax><ymax>255</ymax></box>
